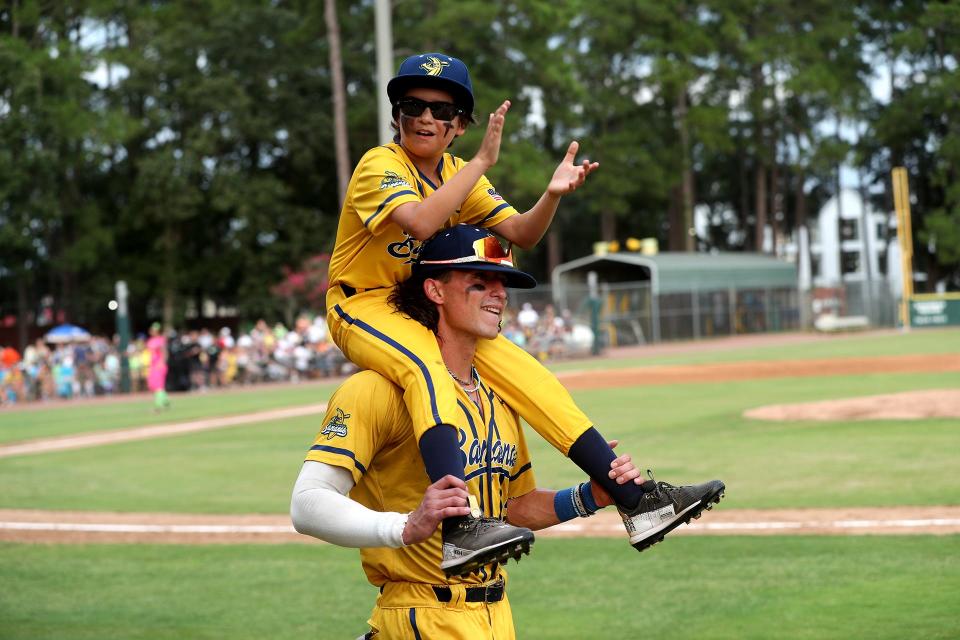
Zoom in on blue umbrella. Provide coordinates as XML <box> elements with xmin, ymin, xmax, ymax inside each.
<box><xmin>44</xmin><ymin>323</ymin><xmax>92</xmax><ymax>344</ymax></box>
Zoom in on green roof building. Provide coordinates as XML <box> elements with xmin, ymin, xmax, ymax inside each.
<box><xmin>550</xmin><ymin>251</ymin><xmax>799</xmax><ymax>344</ymax></box>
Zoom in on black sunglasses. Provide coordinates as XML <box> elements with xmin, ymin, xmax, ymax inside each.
<box><xmin>395</xmin><ymin>97</ymin><xmax>464</xmax><ymax>122</ymax></box>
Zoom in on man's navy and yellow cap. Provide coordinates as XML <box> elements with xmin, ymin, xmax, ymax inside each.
<box><xmin>412</xmin><ymin>225</ymin><xmax>537</xmax><ymax>289</ymax></box>
<box><xmin>387</xmin><ymin>53</ymin><xmax>475</xmax><ymax>115</ymax></box>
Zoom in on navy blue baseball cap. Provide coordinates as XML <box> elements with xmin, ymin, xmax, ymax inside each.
<box><xmin>412</xmin><ymin>225</ymin><xmax>537</xmax><ymax>289</ymax></box>
<box><xmin>387</xmin><ymin>53</ymin><xmax>475</xmax><ymax>116</ymax></box>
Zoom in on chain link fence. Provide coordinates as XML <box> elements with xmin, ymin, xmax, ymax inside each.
<box><xmin>508</xmin><ymin>278</ymin><xmax>899</xmax><ymax>348</ymax></box>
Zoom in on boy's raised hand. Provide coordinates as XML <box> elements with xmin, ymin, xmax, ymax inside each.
<box><xmin>474</xmin><ymin>100</ymin><xmax>511</xmax><ymax>168</ymax></box>
<box><xmin>547</xmin><ymin>141</ymin><xmax>599</xmax><ymax>196</ymax></box>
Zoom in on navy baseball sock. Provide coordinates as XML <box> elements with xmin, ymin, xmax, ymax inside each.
<box><xmin>419</xmin><ymin>424</ymin><xmax>467</xmax><ymax>483</ymax></box>
<box><xmin>568</xmin><ymin>427</ymin><xmax>649</xmax><ymax>510</ymax></box>
<box><xmin>418</xmin><ymin>424</ymin><xmax>470</xmax><ymax>536</ymax></box>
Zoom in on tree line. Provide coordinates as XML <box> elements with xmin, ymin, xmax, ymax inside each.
<box><xmin>1</xmin><ymin>0</ymin><xmax>957</xmax><ymax>344</ymax></box>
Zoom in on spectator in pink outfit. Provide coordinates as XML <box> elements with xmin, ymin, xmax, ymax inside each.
<box><xmin>147</xmin><ymin>323</ymin><xmax>170</xmax><ymax>411</ymax></box>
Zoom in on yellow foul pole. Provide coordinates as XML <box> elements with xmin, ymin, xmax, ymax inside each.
<box><xmin>891</xmin><ymin>167</ymin><xmax>914</xmax><ymax>328</ymax></box>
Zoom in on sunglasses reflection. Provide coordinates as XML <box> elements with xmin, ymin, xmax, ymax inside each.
<box><xmin>473</xmin><ymin>236</ymin><xmax>513</xmax><ymax>264</ymax></box>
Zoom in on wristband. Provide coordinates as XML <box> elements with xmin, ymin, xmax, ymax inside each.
<box><xmin>554</xmin><ymin>484</ymin><xmax>598</xmax><ymax>522</ymax></box>
<box><xmin>578</xmin><ymin>482</ymin><xmax>599</xmax><ymax>515</ymax></box>
<box><xmin>553</xmin><ymin>487</ymin><xmax>580</xmax><ymax>522</ymax></box>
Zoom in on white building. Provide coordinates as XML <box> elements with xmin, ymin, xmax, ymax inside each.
<box><xmin>804</xmin><ymin>188</ymin><xmax>896</xmax><ymax>290</ymax></box>
<box><xmin>694</xmin><ymin>187</ymin><xmax>902</xmax><ymax>296</ymax></box>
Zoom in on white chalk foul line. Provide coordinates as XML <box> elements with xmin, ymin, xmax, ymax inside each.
<box><xmin>0</xmin><ymin>522</ymin><xmax>297</xmax><ymax>534</ymax></box>
<box><xmin>4</xmin><ymin>518</ymin><xmax>960</xmax><ymax>536</ymax></box>
<box><xmin>547</xmin><ymin>518</ymin><xmax>960</xmax><ymax>535</ymax></box>
<box><xmin>691</xmin><ymin>519</ymin><xmax>960</xmax><ymax>531</ymax></box>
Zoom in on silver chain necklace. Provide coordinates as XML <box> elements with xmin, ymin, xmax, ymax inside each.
<box><xmin>447</xmin><ymin>366</ymin><xmax>480</xmax><ymax>393</ymax></box>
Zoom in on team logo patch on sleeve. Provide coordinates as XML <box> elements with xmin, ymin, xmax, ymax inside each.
<box><xmin>320</xmin><ymin>408</ymin><xmax>350</xmax><ymax>439</ymax></box>
<box><xmin>379</xmin><ymin>170</ymin><xmax>411</xmax><ymax>191</ymax></box>
<box><xmin>487</xmin><ymin>188</ymin><xmax>503</xmax><ymax>201</ymax></box>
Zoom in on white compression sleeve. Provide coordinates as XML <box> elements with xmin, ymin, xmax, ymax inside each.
<box><xmin>290</xmin><ymin>461</ymin><xmax>408</xmax><ymax>548</ymax></box>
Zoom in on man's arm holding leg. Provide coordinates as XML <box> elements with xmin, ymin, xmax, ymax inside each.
<box><xmin>291</xmin><ymin>461</ymin><xmax>471</xmax><ymax>547</ymax></box>
<box><xmin>505</xmin><ymin>444</ymin><xmax>642</xmax><ymax>531</ymax></box>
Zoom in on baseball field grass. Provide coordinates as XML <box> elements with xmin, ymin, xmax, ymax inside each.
<box><xmin>551</xmin><ymin>326</ymin><xmax>960</xmax><ymax>370</ymax></box>
<box><xmin>1</xmin><ymin>328</ymin><xmax>958</xmax><ymax>638</ymax></box>
<box><xmin>2</xmin><ymin>537</ymin><xmax>958</xmax><ymax>639</ymax></box>
<box><xmin>1</xmin><ymin>370</ymin><xmax>956</xmax><ymax>513</ymax></box>
<box><xmin>0</xmin><ymin>382</ymin><xmax>340</xmax><ymax>444</ymax></box>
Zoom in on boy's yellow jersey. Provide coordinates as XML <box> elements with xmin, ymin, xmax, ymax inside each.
<box><xmin>327</xmin><ymin>142</ymin><xmax>518</xmax><ymax>302</ymax></box>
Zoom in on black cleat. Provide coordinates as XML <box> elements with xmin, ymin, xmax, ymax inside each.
<box><xmin>618</xmin><ymin>471</ymin><xmax>725</xmax><ymax>552</ymax></box>
<box><xmin>440</xmin><ymin>516</ymin><xmax>534</xmax><ymax>577</ymax></box>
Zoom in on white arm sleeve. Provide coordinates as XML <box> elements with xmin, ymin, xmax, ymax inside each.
<box><xmin>290</xmin><ymin>460</ymin><xmax>408</xmax><ymax>548</ymax></box>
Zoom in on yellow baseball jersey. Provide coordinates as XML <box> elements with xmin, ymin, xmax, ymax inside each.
<box><xmin>305</xmin><ymin>369</ymin><xmax>536</xmax><ymax>587</ymax></box>
<box><xmin>326</xmin><ymin>142</ymin><xmax>518</xmax><ymax>303</ymax></box>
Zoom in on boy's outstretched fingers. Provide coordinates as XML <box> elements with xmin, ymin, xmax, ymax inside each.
<box><xmin>548</xmin><ymin>140</ymin><xmax>600</xmax><ymax>195</ymax></box>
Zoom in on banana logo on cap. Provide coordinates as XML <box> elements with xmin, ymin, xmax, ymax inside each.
<box><xmin>420</xmin><ymin>56</ymin><xmax>449</xmax><ymax>76</ymax></box>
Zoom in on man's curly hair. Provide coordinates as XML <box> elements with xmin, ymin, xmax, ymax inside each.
<box><xmin>387</xmin><ymin>271</ymin><xmax>453</xmax><ymax>334</ymax></box>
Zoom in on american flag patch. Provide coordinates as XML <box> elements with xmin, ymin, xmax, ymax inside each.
<box><xmin>487</xmin><ymin>188</ymin><xmax>503</xmax><ymax>201</ymax></box>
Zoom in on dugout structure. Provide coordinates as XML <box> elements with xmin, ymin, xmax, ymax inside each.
<box><xmin>547</xmin><ymin>252</ymin><xmax>799</xmax><ymax>345</ymax></box>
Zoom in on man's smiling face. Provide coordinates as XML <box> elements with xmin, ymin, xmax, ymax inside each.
<box><xmin>430</xmin><ymin>270</ymin><xmax>508</xmax><ymax>341</ymax></box>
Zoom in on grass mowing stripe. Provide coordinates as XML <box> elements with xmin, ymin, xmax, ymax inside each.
<box><xmin>0</xmin><ymin>371</ymin><xmax>957</xmax><ymax>513</ymax></box>
<box><xmin>2</xmin><ymin>536</ymin><xmax>957</xmax><ymax>639</ymax></box>
<box><xmin>0</xmin><ymin>381</ymin><xmax>341</xmax><ymax>444</ymax></box>
<box><xmin>0</xmin><ymin>413</ymin><xmax>321</xmax><ymax>514</ymax></box>
<box><xmin>513</xmin><ymin>536</ymin><xmax>960</xmax><ymax>639</ymax></box>
<box><xmin>0</xmin><ymin>403</ymin><xmax>328</xmax><ymax>459</ymax></box>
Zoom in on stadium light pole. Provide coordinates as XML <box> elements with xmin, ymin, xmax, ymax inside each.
<box><xmin>115</xmin><ymin>280</ymin><xmax>131</xmax><ymax>393</ymax></box>
<box><xmin>375</xmin><ymin>0</ymin><xmax>393</xmax><ymax>144</ymax></box>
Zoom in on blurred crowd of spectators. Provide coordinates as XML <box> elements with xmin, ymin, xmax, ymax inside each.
<box><xmin>1</xmin><ymin>303</ymin><xmax>593</xmax><ymax>406</ymax></box>
<box><xmin>501</xmin><ymin>302</ymin><xmax>593</xmax><ymax>361</ymax></box>
<box><xmin>0</xmin><ymin>316</ymin><xmax>353</xmax><ymax>407</ymax></box>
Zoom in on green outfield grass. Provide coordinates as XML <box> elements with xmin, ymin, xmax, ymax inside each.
<box><xmin>0</xmin><ymin>370</ymin><xmax>957</xmax><ymax>512</ymax></box>
<box><xmin>550</xmin><ymin>327</ymin><xmax>960</xmax><ymax>371</ymax></box>
<box><xmin>0</xmin><ymin>381</ymin><xmax>340</xmax><ymax>445</ymax></box>
<box><xmin>2</xmin><ymin>536</ymin><xmax>957</xmax><ymax>639</ymax></box>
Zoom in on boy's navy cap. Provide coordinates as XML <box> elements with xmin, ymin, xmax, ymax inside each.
<box><xmin>387</xmin><ymin>53</ymin><xmax>475</xmax><ymax>115</ymax></box>
<box><xmin>412</xmin><ymin>225</ymin><xmax>537</xmax><ymax>289</ymax></box>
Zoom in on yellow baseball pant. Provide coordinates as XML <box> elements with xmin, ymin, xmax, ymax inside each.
<box><xmin>364</xmin><ymin>580</ymin><xmax>515</xmax><ymax>640</ymax></box>
<box><xmin>327</xmin><ymin>286</ymin><xmax>592</xmax><ymax>454</ymax></box>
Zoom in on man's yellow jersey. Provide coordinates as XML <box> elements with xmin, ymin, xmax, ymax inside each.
<box><xmin>305</xmin><ymin>370</ymin><xmax>536</xmax><ymax>587</ymax></box>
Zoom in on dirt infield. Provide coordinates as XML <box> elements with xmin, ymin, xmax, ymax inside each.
<box><xmin>746</xmin><ymin>389</ymin><xmax>960</xmax><ymax>421</ymax></box>
<box><xmin>556</xmin><ymin>353</ymin><xmax>960</xmax><ymax>390</ymax></box>
<box><xmin>3</xmin><ymin>345</ymin><xmax>958</xmax><ymax>543</ymax></box>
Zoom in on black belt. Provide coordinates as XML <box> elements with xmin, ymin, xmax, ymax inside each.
<box><xmin>433</xmin><ymin>578</ymin><xmax>504</xmax><ymax>604</ymax></box>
